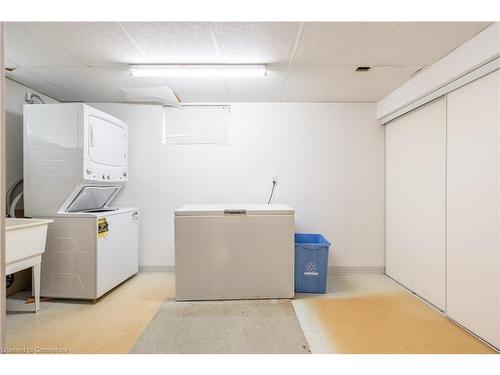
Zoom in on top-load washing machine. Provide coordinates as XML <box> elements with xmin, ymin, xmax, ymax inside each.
<box><xmin>24</xmin><ymin>103</ymin><xmax>139</xmax><ymax>300</ymax></box>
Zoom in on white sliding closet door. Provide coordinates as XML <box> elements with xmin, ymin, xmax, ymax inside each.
<box><xmin>447</xmin><ymin>71</ymin><xmax>500</xmax><ymax>348</ymax></box>
<box><xmin>386</xmin><ymin>97</ymin><xmax>446</xmax><ymax>310</ymax></box>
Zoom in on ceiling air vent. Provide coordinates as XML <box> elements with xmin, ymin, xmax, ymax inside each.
<box><xmin>355</xmin><ymin>66</ymin><xmax>371</xmax><ymax>72</ymax></box>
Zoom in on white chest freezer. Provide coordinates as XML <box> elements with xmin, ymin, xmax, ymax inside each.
<box><xmin>40</xmin><ymin>208</ymin><xmax>139</xmax><ymax>300</ymax></box>
<box><xmin>174</xmin><ymin>204</ymin><xmax>295</xmax><ymax>301</ymax></box>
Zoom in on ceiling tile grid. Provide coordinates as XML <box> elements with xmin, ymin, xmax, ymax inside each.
<box><xmin>3</xmin><ymin>22</ymin><xmax>491</xmax><ymax>103</ymax></box>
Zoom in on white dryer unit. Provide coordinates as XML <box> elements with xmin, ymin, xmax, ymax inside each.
<box><xmin>174</xmin><ymin>204</ymin><xmax>295</xmax><ymax>301</ymax></box>
<box><xmin>24</xmin><ymin>103</ymin><xmax>128</xmax><ymax>217</ymax></box>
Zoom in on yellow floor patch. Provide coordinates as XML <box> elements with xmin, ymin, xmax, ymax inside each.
<box><xmin>310</xmin><ymin>292</ymin><xmax>496</xmax><ymax>354</ymax></box>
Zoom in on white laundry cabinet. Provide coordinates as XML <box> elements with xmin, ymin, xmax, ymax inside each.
<box><xmin>385</xmin><ymin>70</ymin><xmax>500</xmax><ymax>350</ymax></box>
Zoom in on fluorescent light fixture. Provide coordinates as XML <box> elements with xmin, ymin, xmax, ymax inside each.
<box><xmin>129</xmin><ymin>64</ymin><xmax>267</xmax><ymax>78</ymax></box>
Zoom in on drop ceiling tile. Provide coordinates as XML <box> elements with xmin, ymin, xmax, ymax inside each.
<box><xmin>212</xmin><ymin>22</ymin><xmax>300</xmax><ymax>64</ymax></box>
<box><xmin>4</xmin><ymin>23</ymin><xmax>84</xmax><ymax>67</ymax></box>
<box><xmin>24</xmin><ymin>67</ymin><xmax>122</xmax><ymax>101</ymax></box>
<box><xmin>121</xmin><ymin>22</ymin><xmax>218</xmax><ymax>63</ymax></box>
<box><xmin>163</xmin><ymin>77</ymin><xmax>230</xmax><ymax>103</ymax></box>
<box><xmin>5</xmin><ymin>68</ymin><xmax>77</xmax><ymax>101</ymax></box>
<box><xmin>369</xmin><ymin>22</ymin><xmax>489</xmax><ymax>66</ymax></box>
<box><xmin>23</xmin><ymin>22</ymin><xmax>145</xmax><ymax>66</ymax></box>
<box><xmin>331</xmin><ymin>66</ymin><xmax>422</xmax><ymax>102</ymax></box>
<box><xmin>92</xmin><ymin>68</ymin><xmax>175</xmax><ymax>101</ymax></box>
<box><xmin>225</xmin><ymin>68</ymin><xmax>288</xmax><ymax>101</ymax></box>
<box><xmin>292</xmin><ymin>22</ymin><xmax>395</xmax><ymax>66</ymax></box>
<box><xmin>282</xmin><ymin>66</ymin><xmax>352</xmax><ymax>102</ymax></box>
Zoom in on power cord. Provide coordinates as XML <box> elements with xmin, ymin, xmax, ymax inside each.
<box><xmin>267</xmin><ymin>179</ymin><xmax>277</xmax><ymax>204</ymax></box>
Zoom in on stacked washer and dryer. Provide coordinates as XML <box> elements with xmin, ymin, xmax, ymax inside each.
<box><xmin>23</xmin><ymin>103</ymin><xmax>139</xmax><ymax>300</ymax></box>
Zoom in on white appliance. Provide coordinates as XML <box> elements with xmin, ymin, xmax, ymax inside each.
<box><xmin>23</xmin><ymin>103</ymin><xmax>139</xmax><ymax>300</ymax></box>
<box><xmin>174</xmin><ymin>204</ymin><xmax>295</xmax><ymax>301</ymax></box>
<box><xmin>41</xmin><ymin>208</ymin><xmax>139</xmax><ymax>300</ymax></box>
<box><xmin>24</xmin><ymin>103</ymin><xmax>128</xmax><ymax>217</ymax></box>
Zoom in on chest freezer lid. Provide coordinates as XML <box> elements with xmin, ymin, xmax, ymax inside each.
<box><xmin>174</xmin><ymin>204</ymin><xmax>294</xmax><ymax>216</ymax></box>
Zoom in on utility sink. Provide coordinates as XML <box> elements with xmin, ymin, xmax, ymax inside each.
<box><xmin>5</xmin><ymin>218</ymin><xmax>53</xmax><ymax>312</ymax></box>
<box><xmin>5</xmin><ymin>218</ymin><xmax>53</xmax><ymax>265</ymax></box>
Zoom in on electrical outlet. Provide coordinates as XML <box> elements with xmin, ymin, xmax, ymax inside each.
<box><xmin>272</xmin><ymin>176</ymin><xmax>279</xmax><ymax>184</ymax></box>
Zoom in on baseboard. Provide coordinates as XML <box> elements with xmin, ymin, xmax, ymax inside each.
<box><xmin>139</xmin><ymin>266</ymin><xmax>175</xmax><ymax>272</ymax></box>
<box><xmin>328</xmin><ymin>266</ymin><xmax>385</xmax><ymax>274</ymax></box>
<box><xmin>139</xmin><ymin>265</ymin><xmax>385</xmax><ymax>274</ymax></box>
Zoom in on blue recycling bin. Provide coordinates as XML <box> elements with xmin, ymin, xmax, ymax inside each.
<box><xmin>294</xmin><ymin>233</ymin><xmax>331</xmax><ymax>294</ymax></box>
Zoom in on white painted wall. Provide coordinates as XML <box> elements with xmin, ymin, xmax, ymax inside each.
<box><xmin>90</xmin><ymin>102</ymin><xmax>385</xmax><ymax>269</ymax></box>
<box><xmin>5</xmin><ymin>79</ymin><xmax>58</xmax><ymax>191</ymax></box>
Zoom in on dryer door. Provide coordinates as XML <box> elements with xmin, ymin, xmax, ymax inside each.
<box><xmin>88</xmin><ymin>115</ymin><xmax>127</xmax><ymax>167</ymax></box>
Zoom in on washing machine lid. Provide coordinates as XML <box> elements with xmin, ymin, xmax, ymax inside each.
<box><xmin>66</xmin><ymin>186</ymin><xmax>120</xmax><ymax>212</ymax></box>
<box><xmin>174</xmin><ymin>204</ymin><xmax>294</xmax><ymax>216</ymax></box>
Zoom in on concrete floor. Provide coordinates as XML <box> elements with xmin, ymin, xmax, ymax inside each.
<box><xmin>5</xmin><ymin>272</ymin><xmax>175</xmax><ymax>353</ymax></box>
<box><xmin>294</xmin><ymin>273</ymin><xmax>496</xmax><ymax>353</ymax></box>
<box><xmin>4</xmin><ymin>272</ymin><xmax>496</xmax><ymax>354</ymax></box>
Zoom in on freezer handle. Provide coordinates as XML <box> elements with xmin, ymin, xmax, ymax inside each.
<box><xmin>224</xmin><ymin>209</ymin><xmax>247</xmax><ymax>215</ymax></box>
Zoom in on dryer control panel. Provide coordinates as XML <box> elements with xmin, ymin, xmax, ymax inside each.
<box><xmin>83</xmin><ymin>164</ymin><xmax>128</xmax><ymax>182</ymax></box>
